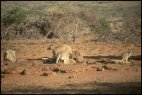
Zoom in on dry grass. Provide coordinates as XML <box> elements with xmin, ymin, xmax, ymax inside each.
<box><xmin>1</xmin><ymin>1</ymin><xmax>141</xmax><ymax>45</ymax></box>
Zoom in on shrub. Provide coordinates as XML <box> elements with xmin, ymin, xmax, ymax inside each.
<box><xmin>100</xmin><ymin>18</ymin><xmax>110</xmax><ymax>31</ymax></box>
<box><xmin>121</xmin><ymin>11</ymin><xmax>141</xmax><ymax>44</ymax></box>
<box><xmin>94</xmin><ymin>17</ymin><xmax>111</xmax><ymax>34</ymax></box>
<box><xmin>78</xmin><ymin>10</ymin><xmax>111</xmax><ymax>34</ymax></box>
<box><xmin>2</xmin><ymin>7</ymin><xmax>26</xmax><ymax>26</ymax></box>
<box><xmin>43</xmin><ymin>12</ymin><xmax>90</xmax><ymax>43</ymax></box>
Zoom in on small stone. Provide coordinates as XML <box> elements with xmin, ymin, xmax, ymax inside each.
<box><xmin>97</xmin><ymin>67</ymin><xmax>104</xmax><ymax>71</ymax></box>
<box><xmin>68</xmin><ymin>75</ymin><xmax>76</xmax><ymax>79</ymax></box>
<box><xmin>103</xmin><ymin>65</ymin><xmax>112</xmax><ymax>70</ymax></box>
<box><xmin>42</xmin><ymin>72</ymin><xmax>48</xmax><ymax>76</ymax></box>
<box><xmin>21</xmin><ymin>69</ymin><xmax>31</xmax><ymax>75</ymax></box>
<box><xmin>1</xmin><ymin>74</ymin><xmax>4</xmax><ymax>78</ymax></box>
<box><xmin>125</xmin><ymin>68</ymin><xmax>129</xmax><ymax>70</ymax></box>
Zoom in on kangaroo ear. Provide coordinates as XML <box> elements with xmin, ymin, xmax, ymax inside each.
<box><xmin>48</xmin><ymin>46</ymin><xmax>51</xmax><ymax>50</ymax></box>
<box><xmin>128</xmin><ymin>48</ymin><xmax>132</xmax><ymax>52</ymax></box>
<box><xmin>48</xmin><ymin>44</ymin><xmax>53</xmax><ymax>50</ymax></box>
<box><xmin>75</xmin><ymin>50</ymin><xmax>81</xmax><ymax>56</ymax></box>
<box><xmin>47</xmin><ymin>46</ymin><xmax>51</xmax><ymax>50</ymax></box>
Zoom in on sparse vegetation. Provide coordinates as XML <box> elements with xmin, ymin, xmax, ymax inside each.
<box><xmin>1</xmin><ymin>1</ymin><xmax>141</xmax><ymax>44</ymax></box>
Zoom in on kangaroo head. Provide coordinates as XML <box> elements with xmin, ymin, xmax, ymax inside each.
<box><xmin>47</xmin><ymin>44</ymin><xmax>54</xmax><ymax>50</ymax></box>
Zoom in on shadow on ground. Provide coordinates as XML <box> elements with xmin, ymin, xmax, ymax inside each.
<box><xmin>84</xmin><ymin>55</ymin><xmax>141</xmax><ymax>60</ymax></box>
<box><xmin>2</xmin><ymin>82</ymin><xmax>141</xmax><ymax>94</ymax></box>
<box><xmin>26</xmin><ymin>55</ymin><xmax>141</xmax><ymax>64</ymax></box>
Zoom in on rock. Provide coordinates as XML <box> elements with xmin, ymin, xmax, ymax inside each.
<box><xmin>20</xmin><ymin>69</ymin><xmax>31</xmax><ymax>75</ymax></box>
<box><xmin>42</xmin><ymin>72</ymin><xmax>48</xmax><ymax>76</ymax></box>
<box><xmin>42</xmin><ymin>70</ymin><xmax>56</xmax><ymax>76</ymax></box>
<box><xmin>1</xmin><ymin>74</ymin><xmax>4</xmax><ymax>78</ymax></box>
<box><xmin>103</xmin><ymin>64</ymin><xmax>118</xmax><ymax>70</ymax></box>
<box><xmin>103</xmin><ymin>65</ymin><xmax>112</xmax><ymax>70</ymax></box>
<box><xmin>4</xmin><ymin>50</ymin><xmax>16</xmax><ymax>63</ymax></box>
<box><xmin>68</xmin><ymin>75</ymin><xmax>76</xmax><ymax>79</ymax></box>
<box><xmin>86</xmin><ymin>60</ymin><xmax>96</xmax><ymax>64</ymax></box>
<box><xmin>97</xmin><ymin>67</ymin><xmax>105</xmax><ymax>71</ymax></box>
<box><xmin>50</xmin><ymin>66</ymin><xmax>66</xmax><ymax>73</ymax></box>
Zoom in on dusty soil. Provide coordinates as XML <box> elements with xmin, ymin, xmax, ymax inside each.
<box><xmin>1</xmin><ymin>35</ymin><xmax>141</xmax><ymax>94</ymax></box>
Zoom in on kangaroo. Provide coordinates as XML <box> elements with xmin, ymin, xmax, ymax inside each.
<box><xmin>56</xmin><ymin>51</ymin><xmax>70</xmax><ymax>64</ymax></box>
<box><xmin>121</xmin><ymin>49</ymin><xmax>132</xmax><ymax>63</ymax></box>
<box><xmin>48</xmin><ymin>44</ymin><xmax>72</xmax><ymax>56</ymax></box>
<box><xmin>48</xmin><ymin>44</ymin><xmax>73</xmax><ymax>64</ymax></box>
<box><xmin>70</xmin><ymin>50</ymin><xmax>86</xmax><ymax>63</ymax></box>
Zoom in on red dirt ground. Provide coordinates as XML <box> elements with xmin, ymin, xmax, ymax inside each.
<box><xmin>1</xmin><ymin>35</ymin><xmax>141</xmax><ymax>94</ymax></box>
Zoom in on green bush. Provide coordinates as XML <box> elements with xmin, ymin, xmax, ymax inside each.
<box><xmin>99</xmin><ymin>17</ymin><xmax>111</xmax><ymax>32</ymax></box>
<box><xmin>2</xmin><ymin>7</ymin><xmax>26</xmax><ymax>25</ymax></box>
<box><xmin>93</xmin><ymin>17</ymin><xmax>111</xmax><ymax>34</ymax></box>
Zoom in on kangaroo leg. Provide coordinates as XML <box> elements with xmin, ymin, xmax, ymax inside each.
<box><xmin>56</xmin><ymin>55</ymin><xmax>60</xmax><ymax>64</ymax></box>
<box><xmin>121</xmin><ymin>60</ymin><xmax>125</xmax><ymax>63</ymax></box>
<box><xmin>126</xmin><ymin>59</ymin><xmax>131</xmax><ymax>63</ymax></box>
<box><xmin>64</xmin><ymin>55</ymin><xmax>69</xmax><ymax>64</ymax></box>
